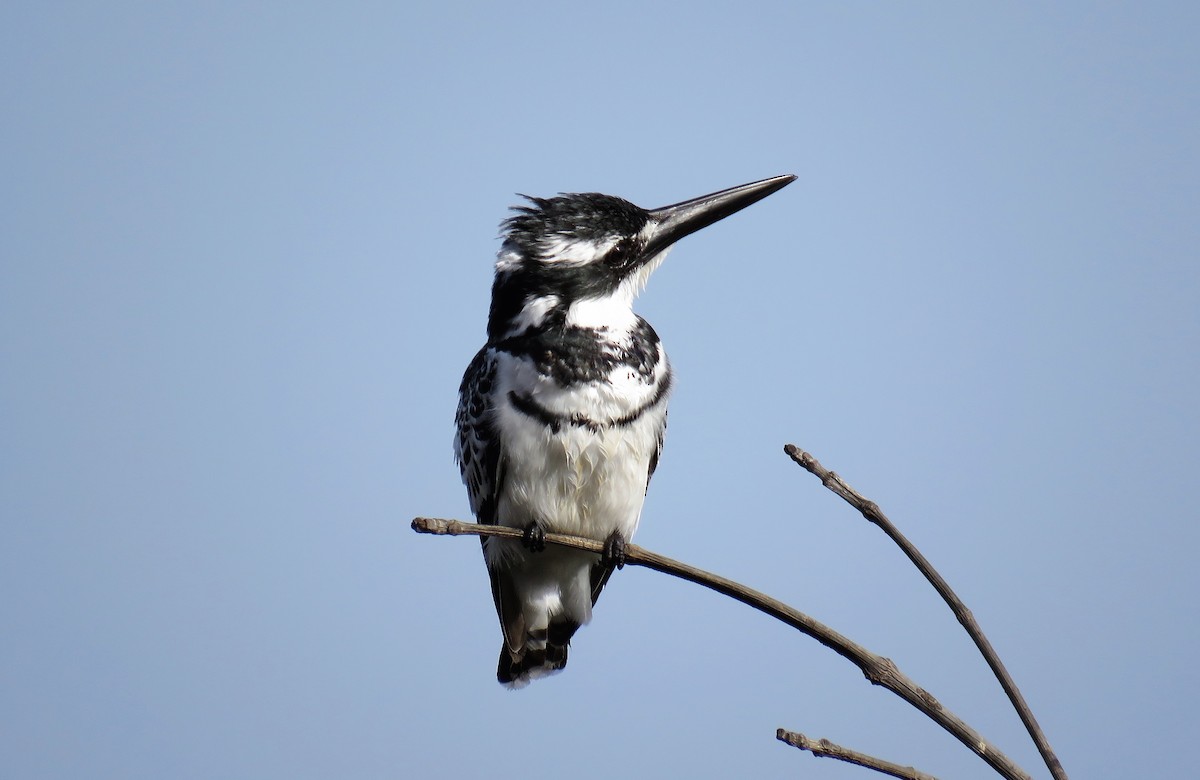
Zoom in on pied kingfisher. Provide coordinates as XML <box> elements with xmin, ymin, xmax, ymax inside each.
<box><xmin>455</xmin><ymin>174</ymin><xmax>796</xmax><ymax>687</ymax></box>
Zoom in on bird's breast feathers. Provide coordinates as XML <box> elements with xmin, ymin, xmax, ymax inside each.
<box><xmin>489</xmin><ymin>345</ymin><xmax>669</xmax><ymax>545</ymax></box>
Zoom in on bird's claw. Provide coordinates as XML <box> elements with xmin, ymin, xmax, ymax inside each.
<box><xmin>522</xmin><ymin>522</ymin><xmax>547</xmax><ymax>552</ymax></box>
<box><xmin>601</xmin><ymin>531</ymin><xmax>628</xmax><ymax>570</ymax></box>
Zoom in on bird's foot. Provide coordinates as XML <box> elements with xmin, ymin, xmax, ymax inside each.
<box><xmin>522</xmin><ymin>521</ymin><xmax>547</xmax><ymax>553</ymax></box>
<box><xmin>601</xmin><ymin>531</ymin><xmax>628</xmax><ymax>570</ymax></box>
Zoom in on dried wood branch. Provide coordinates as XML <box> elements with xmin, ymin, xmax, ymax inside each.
<box><xmin>776</xmin><ymin>729</ymin><xmax>940</xmax><ymax>780</ymax></box>
<box><xmin>411</xmin><ymin>516</ymin><xmax>1031</xmax><ymax>780</ymax></box>
<box><xmin>784</xmin><ymin>444</ymin><xmax>1066</xmax><ymax>780</ymax></box>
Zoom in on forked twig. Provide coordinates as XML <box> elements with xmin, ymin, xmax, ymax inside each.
<box><xmin>411</xmin><ymin>516</ymin><xmax>1031</xmax><ymax>780</ymax></box>
<box><xmin>784</xmin><ymin>444</ymin><xmax>1066</xmax><ymax>780</ymax></box>
<box><xmin>776</xmin><ymin>729</ymin><xmax>940</xmax><ymax>780</ymax></box>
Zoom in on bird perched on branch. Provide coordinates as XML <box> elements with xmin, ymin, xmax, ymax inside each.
<box><xmin>455</xmin><ymin>174</ymin><xmax>796</xmax><ymax>687</ymax></box>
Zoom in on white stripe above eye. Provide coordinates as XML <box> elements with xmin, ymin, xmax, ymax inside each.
<box><xmin>537</xmin><ymin>236</ymin><xmax>618</xmax><ymax>266</ymax></box>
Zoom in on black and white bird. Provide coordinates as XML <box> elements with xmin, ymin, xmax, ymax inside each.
<box><xmin>455</xmin><ymin>174</ymin><xmax>796</xmax><ymax>687</ymax></box>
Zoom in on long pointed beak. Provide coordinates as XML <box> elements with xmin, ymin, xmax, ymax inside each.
<box><xmin>643</xmin><ymin>174</ymin><xmax>796</xmax><ymax>258</ymax></box>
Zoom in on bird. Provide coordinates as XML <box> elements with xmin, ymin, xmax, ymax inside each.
<box><xmin>455</xmin><ymin>174</ymin><xmax>796</xmax><ymax>687</ymax></box>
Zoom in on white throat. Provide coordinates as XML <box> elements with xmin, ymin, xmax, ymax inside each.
<box><xmin>565</xmin><ymin>246</ymin><xmax>671</xmax><ymax>332</ymax></box>
<box><xmin>566</xmin><ymin>293</ymin><xmax>637</xmax><ymax>331</ymax></box>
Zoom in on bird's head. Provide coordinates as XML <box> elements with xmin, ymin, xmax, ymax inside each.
<box><xmin>486</xmin><ymin>174</ymin><xmax>796</xmax><ymax>340</ymax></box>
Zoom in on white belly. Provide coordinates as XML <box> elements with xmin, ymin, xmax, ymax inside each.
<box><xmin>488</xmin><ymin>349</ymin><xmax>668</xmax><ymax>565</ymax></box>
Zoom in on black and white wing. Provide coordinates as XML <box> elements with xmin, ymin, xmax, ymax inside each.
<box><xmin>456</xmin><ymin>346</ymin><xmax>531</xmax><ymax>663</ymax></box>
<box><xmin>454</xmin><ymin>346</ymin><xmax>503</xmax><ymax>527</ymax></box>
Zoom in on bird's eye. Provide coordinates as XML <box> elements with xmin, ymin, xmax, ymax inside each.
<box><xmin>606</xmin><ymin>240</ymin><xmax>634</xmax><ymax>268</ymax></box>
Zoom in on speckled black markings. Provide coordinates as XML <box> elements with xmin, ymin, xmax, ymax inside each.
<box><xmin>496</xmin><ymin>305</ymin><xmax>670</xmax><ymax>434</ymax></box>
<box><xmin>507</xmin><ymin>370</ymin><xmax>671</xmax><ymax>434</ymax></box>
<box><xmin>498</xmin><ymin>316</ymin><xmax>661</xmax><ymax>386</ymax></box>
<box><xmin>455</xmin><ymin>348</ymin><xmax>504</xmax><ymax>528</ymax></box>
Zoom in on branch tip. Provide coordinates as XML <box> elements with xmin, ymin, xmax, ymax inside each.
<box><xmin>783</xmin><ymin>443</ymin><xmax>1065</xmax><ymax>780</ymax></box>
<box><xmin>411</xmin><ymin>517</ymin><xmax>446</xmax><ymax>534</ymax></box>
<box><xmin>777</xmin><ymin>728</ymin><xmax>940</xmax><ymax>780</ymax></box>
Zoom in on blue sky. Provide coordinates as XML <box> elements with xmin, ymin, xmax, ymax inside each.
<box><xmin>3</xmin><ymin>3</ymin><xmax>1197</xmax><ymax>778</ymax></box>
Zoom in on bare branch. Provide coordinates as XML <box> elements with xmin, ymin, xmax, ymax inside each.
<box><xmin>776</xmin><ymin>729</ymin><xmax>940</xmax><ymax>780</ymax></box>
<box><xmin>412</xmin><ymin>516</ymin><xmax>1031</xmax><ymax>780</ymax></box>
<box><xmin>784</xmin><ymin>444</ymin><xmax>1067</xmax><ymax>780</ymax></box>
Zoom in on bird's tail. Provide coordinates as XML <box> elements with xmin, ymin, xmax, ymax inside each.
<box><xmin>497</xmin><ymin>619</ymin><xmax>579</xmax><ymax>689</ymax></box>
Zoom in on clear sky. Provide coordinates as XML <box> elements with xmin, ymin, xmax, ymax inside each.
<box><xmin>3</xmin><ymin>3</ymin><xmax>1197</xmax><ymax>778</ymax></box>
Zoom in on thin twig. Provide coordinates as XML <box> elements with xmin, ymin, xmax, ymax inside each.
<box><xmin>784</xmin><ymin>444</ymin><xmax>1067</xmax><ymax>780</ymax></box>
<box><xmin>776</xmin><ymin>729</ymin><xmax>940</xmax><ymax>780</ymax></box>
<box><xmin>412</xmin><ymin>516</ymin><xmax>1031</xmax><ymax>780</ymax></box>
